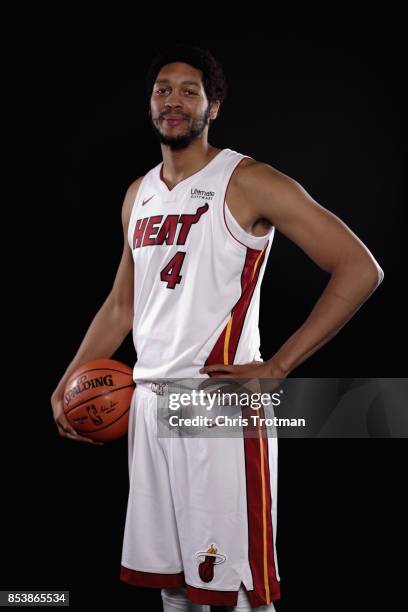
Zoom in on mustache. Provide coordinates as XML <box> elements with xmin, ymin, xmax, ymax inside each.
<box><xmin>159</xmin><ymin>111</ymin><xmax>190</xmax><ymax>119</ymax></box>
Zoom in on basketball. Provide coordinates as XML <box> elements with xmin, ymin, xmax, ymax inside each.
<box><xmin>63</xmin><ymin>359</ymin><xmax>135</xmax><ymax>442</ymax></box>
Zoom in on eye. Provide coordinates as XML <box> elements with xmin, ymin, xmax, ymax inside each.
<box><xmin>185</xmin><ymin>90</ymin><xmax>197</xmax><ymax>95</ymax></box>
<box><xmin>155</xmin><ymin>87</ymin><xmax>169</xmax><ymax>95</ymax></box>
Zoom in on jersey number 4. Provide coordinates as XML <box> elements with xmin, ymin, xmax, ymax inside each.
<box><xmin>160</xmin><ymin>251</ymin><xmax>186</xmax><ymax>289</ymax></box>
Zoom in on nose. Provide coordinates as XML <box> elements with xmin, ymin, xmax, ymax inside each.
<box><xmin>164</xmin><ymin>89</ymin><xmax>183</xmax><ymax>109</ymax></box>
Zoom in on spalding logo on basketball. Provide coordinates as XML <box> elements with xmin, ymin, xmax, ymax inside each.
<box><xmin>63</xmin><ymin>359</ymin><xmax>135</xmax><ymax>443</ymax></box>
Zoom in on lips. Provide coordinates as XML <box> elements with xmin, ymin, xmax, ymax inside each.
<box><xmin>162</xmin><ymin>115</ymin><xmax>187</xmax><ymax>126</ymax></box>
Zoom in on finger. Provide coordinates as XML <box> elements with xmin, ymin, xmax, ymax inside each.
<box><xmin>57</xmin><ymin>421</ymin><xmax>80</xmax><ymax>437</ymax></box>
<box><xmin>64</xmin><ymin>431</ymin><xmax>104</xmax><ymax>445</ymax></box>
<box><xmin>199</xmin><ymin>364</ymin><xmax>234</xmax><ymax>374</ymax></box>
<box><xmin>57</xmin><ymin>422</ymin><xmax>103</xmax><ymax>445</ymax></box>
<box><xmin>197</xmin><ymin>376</ymin><xmax>234</xmax><ymax>392</ymax></box>
<box><xmin>56</xmin><ymin>421</ymin><xmax>81</xmax><ymax>438</ymax></box>
<box><xmin>197</xmin><ymin>379</ymin><xmax>245</xmax><ymax>405</ymax></box>
<box><xmin>209</xmin><ymin>372</ymin><xmax>234</xmax><ymax>378</ymax></box>
<box><xmin>56</xmin><ymin>422</ymin><xmax>70</xmax><ymax>437</ymax></box>
<box><xmin>219</xmin><ymin>379</ymin><xmax>258</xmax><ymax>402</ymax></box>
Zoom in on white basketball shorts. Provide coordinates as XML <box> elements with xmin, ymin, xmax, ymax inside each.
<box><xmin>120</xmin><ymin>382</ymin><xmax>281</xmax><ymax>608</ymax></box>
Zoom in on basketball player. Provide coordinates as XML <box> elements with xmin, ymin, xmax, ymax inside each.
<box><xmin>52</xmin><ymin>45</ymin><xmax>384</xmax><ymax>611</ymax></box>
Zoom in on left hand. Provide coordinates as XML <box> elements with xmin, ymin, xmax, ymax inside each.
<box><xmin>199</xmin><ymin>360</ymin><xmax>283</xmax><ymax>380</ymax></box>
<box><xmin>198</xmin><ymin>360</ymin><xmax>286</xmax><ymax>397</ymax></box>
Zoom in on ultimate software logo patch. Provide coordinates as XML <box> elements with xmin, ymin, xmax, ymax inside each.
<box><xmin>191</xmin><ymin>188</ymin><xmax>215</xmax><ymax>200</ymax></box>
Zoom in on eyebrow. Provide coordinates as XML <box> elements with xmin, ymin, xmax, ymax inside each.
<box><xmin>155</xmin><ymin>79</ymin><xmax>201</xmax><ymax>87</ymax></box>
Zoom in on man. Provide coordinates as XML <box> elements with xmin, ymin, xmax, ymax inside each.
<box><xmin>52</xmin><ymin>45</ymin><xmax>384</xmax><ymax>611</ymax></box>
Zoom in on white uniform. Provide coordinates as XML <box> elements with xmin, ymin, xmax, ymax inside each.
<box><xmin>120</xmin><ymin>149</ymin><xmax>281</xmax><ymax>608</ymax></box>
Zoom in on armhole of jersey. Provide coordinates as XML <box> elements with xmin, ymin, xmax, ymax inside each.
<box><xmin>127</xmin><ymin>174</ymin><xmax>149</xmax><ymax>249</ymax></box>
<box><xmin>222</xmin><ymin>156</ymin><xmax>274</xmax><ymax>251</ymax></box>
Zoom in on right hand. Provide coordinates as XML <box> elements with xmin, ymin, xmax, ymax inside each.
<box><xmin>51</xmin><ymin>388</ymin><xmax>104</xmax><ymax>445</ymax></box>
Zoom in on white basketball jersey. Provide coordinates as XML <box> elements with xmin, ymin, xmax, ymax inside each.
<box><xmin>127</xmin><ymin>148</ymin><xmax>274</xmax><ymax>381</ymax></box>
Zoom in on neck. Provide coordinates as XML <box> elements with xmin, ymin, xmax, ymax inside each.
<box><xmin>160</xmin><ymin>139</ymin><xmax>221</xmax><ymax>190</ymax></box>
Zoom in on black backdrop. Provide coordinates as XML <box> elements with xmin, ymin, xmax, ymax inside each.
<box><xmin>4</xmin><ymin>14</ymin><xmax>406</xmax><ymax>612</ymax></box>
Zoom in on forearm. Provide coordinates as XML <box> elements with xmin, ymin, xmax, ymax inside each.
<box><xmin>53</xmin><ymin>294</ymin><xmax>133</xmax><ymax>394</ymax></box>
<box><xmin>268</xmin><ymin>262</ymin><xmax>383</xmax><ymax>376</ymax></box>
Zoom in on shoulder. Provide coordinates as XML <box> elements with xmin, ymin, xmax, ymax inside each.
<box><xmin>232</xmin><ymin>158</ymin><xmax>298</xmax><ymax>196</ymax></box>
<box><xmin>231</xmin><ymin>158</ymin><xmax>314</xmax><ymax>223</ymax></box>
<box><xmin>229</xmin><ymin>157</ymin><xmax>322</xmax><ymax>230</ymax></box>
<box><xmin>121</xmin><ymin>176</ymin><xmax>144</xmax><ymax>227</ymax></box>
<box><xmin>126</xmin><ymin>175</ymin><xmax>145</xmax><ymax>201</ymax></box>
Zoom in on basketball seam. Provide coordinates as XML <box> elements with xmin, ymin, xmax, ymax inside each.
<box><xmin>65</xmin><ymin>384</ymin><xmax>135</xmax><ymax>414</ymax></box>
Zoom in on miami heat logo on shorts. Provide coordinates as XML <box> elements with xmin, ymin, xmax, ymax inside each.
<box><xmin>195</xmin><ymin>544</ymin><xmax>226</xmax><ymax>582</ymax></box>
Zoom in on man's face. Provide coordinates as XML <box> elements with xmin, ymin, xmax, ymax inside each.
<box><xmin>150</xmin><ymin>62</ymin><xmax>219</xmax><ymax>150</ymax></box>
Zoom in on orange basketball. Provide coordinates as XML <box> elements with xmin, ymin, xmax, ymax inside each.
<box><xmin>63</xmin><ymin>359</ymin><xmax>135</xmax><ymax>442</ymax></box>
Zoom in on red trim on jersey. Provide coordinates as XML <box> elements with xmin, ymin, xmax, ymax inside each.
<box><xmin>188</xmin><ymin>583</ymin><xmax>281</xmax><ymax>607</ymax></box>
<box><xmin>204</xmin><ymin>324</ymin><xmax>227</xmax><ymax>367</ymax></box>
<box><xmin>120</xmin><ymin>566</ymin><xmax>185</xmax><ymax>588</ymax></box>
<box><xmin>120</xmin><ymin>567</ymin><xmax>276</xmax><ymax>607</ymax></box>
<box><xmin>186</xmin><ymin>585</ymin><xmax>239</xmax><ymax>606</ymax></box>
<box><xmin>202</xmin><ymin>243</ymin><xmax>281</xmax><ymax>606</ymax></box>
<box><xmin>241</xmin><ymin>405</ymin><xmax>281</xmax><ymax>606</ymax></box>
<box><xmin>120</xmin><ymin>565</ymin><xmax>270</xmax><ymax>607</ymax></box>
<box><xmin>204</xmin><ymin>244</ymin><xmax>267</xmax><ymax>367</ymax></box>
<box><xmin>228</xmin><ymin>245</ymin><xmax>267</xmax><ymax>364</ymax></box>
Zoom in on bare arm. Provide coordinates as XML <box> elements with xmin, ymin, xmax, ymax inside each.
<box><xmin>201</xmin><ymin>163</ymin><xmax>384</xmax><ymax>379</ymax></box>
<box><xmin>51</xmin><ymin>176</ymin><xmax>143</xmax><ymax>442</ymax></box>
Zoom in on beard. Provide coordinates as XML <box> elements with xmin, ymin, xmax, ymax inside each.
<box><xmin>150</xmin><ymin>106</ymin><xmax>211</xmax><ymax>151</ymax></box>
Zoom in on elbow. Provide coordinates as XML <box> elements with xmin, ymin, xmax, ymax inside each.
<box><xmin>367</xmin><ymin>256</ymin><xmax>384</xmax><ymax>288</ymax></box>
<box><xmin>334</xmin><ymin>257</ymin><xmax>384</xmax><ymax>293</ymax></box>
<box><xmin>359</xmin><ymin>261</ymin><xmax>384</xmax><ymax>292</ymax></box>
<box><xmin>376</xmin><ymin>265</ymin><xmax>385</xmax><ymax>286</ymax></box>
<box><xmin>336</xmin><ymin>242</ymin><xmax>385</xmax><ymax>291</ymax></box>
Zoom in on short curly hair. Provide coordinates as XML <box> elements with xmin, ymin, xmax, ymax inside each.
<box><xmin>146</xmin><ymin>44</ymin><xmax>227</xmax><ymax>106</ymax></box>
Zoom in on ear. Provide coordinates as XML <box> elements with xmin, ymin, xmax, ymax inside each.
<box><xmin>209</xmin><ymin>100</ymin><xmax>221</xmax><ymax>121</ymax></box>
